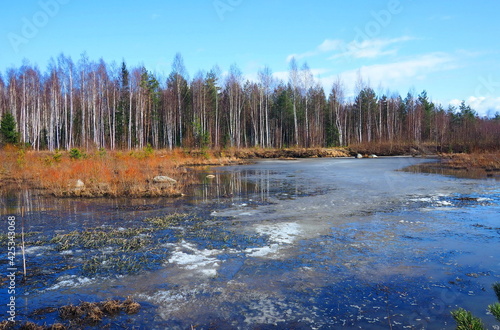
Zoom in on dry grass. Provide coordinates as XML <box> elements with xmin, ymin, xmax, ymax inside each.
<box><xmin>0</xmin><ymin>146</ymin><xmax>240</xmax><ymax>198</ymax></box>
<box><xmin>0</xmin><ymin>146</ymin><xmax>350</xmax><ymax>197</ymax></box>
<box><xmin>58</xmin><ymin>298</ymin><xmax>141</xmax><ymax>326</ymax></box>
<box><xmin>440</xmin><ymin>152</ymin><xmax>500</xmax><ymax>171</ymax></box>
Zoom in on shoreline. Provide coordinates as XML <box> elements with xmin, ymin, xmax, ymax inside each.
<box><xmin>1</xmin><ymin>146</ymin><xmax>499</xmax><ymax>198</ymax></box>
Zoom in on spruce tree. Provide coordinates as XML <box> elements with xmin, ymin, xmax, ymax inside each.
<box><xmin>0</xmin><ymin>112</ymin><xmax>19</xmax><ymax>144</ymax></box>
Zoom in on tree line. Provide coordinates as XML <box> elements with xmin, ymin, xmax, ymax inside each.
<box><xmin>1</xmin><ymin>53</ymin><xmax>499</xmax><ymax>151</ymax></box>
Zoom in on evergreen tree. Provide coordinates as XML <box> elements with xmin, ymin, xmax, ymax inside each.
<box><xmin>0</xmin><ymin>112</ymin><xmax>19</xmax><ymax>144</ymax></box>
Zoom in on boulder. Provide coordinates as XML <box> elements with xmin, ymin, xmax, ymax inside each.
<box><xmin>369</xmin><ymin>154</ymin><xmax>378</xmax><ymax>158</ymax></box>
<box><xmin>153</xmin><ymin>176</ymin><xmax>177</xmax><ymax>184</ymax></box>
<box><xmin>356</xmin><ymin>154</ymin><xmax>363</xmax><ymax>159</ymax></box>
<box><xmin>75</xmin><ymin>179</ymin><xmax>85</xmax><ymax>188</ymax></box>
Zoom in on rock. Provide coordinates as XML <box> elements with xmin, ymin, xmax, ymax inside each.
<box><xmin>356</xmin><ymin>154</ymin><xmax>363</xmax><ymax>159</ymax></box>
<box><xmin>153</xmin><ymin>176</ymin><xmax>177</xmax><ymax>184</ymax></box>
<box><xmin>69</xmin><ymin>179</ymin><xmax>85</xmax><ymax>188</ymax></box>
<box><xmin>369</xmin><ymin>154</ymin><xmax>378</xmax><ymax>158</ymax></box>
<box><xmin>206</xmin><ymin>175</ymin><xmax>216</xmax><ymax>179</ymax></box>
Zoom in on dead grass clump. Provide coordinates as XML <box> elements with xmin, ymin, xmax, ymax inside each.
<box><xmin>0</xmin><ymin>321</ymin><xmax>14</xmax><ymax>330</ymax></box>
<box><xmin>47</xmin><ymin>324</ymin><xmax>66</xmax><ymax>330</ymax></box>
<box><xmin>101</xmin><ymin>299</ymin><xmax>122</xmax><ymax>315</ymax></box>
<box><xmin>18</xmin><ymin>322</ymin><xmax>44</xmax><ymax>330</ymax></box>
<box><xmin>58</xmin><ymin>298</ymin><xmax>141</xmax><ymax>325</ymax></box>
<box><xmin>59</xmin><ymin>304</ymin><xmax>85</xmax><ymax>320</ymax></box>
<box><xmin>121</xmin><ymin>297</ymin><xmax>141</xmax><ymax>314</ymax></box>
<box><xmin>80</xmin><ymin>302</ymin><xmax>104</xmax><ymax>324</ymax></box>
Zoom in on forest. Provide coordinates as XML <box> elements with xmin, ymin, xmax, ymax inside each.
<box><xmin>1</xmin><ymin>52</ymin><xmax>499</xmax><ymax>152</ymax></box>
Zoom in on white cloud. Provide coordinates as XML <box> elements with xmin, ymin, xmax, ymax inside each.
<box><xmin>286</xmin><ymin>36</ymin><xmax>413</xmax><ymax>63</ymax></box>
<box><xmin>449</xmin><ymin>96</ymin><xmax>500</xmax><ymax>117</ymax></box>
<box><xmin>329</xmin><ymin>36</ymin><xmax>414</xmax><ymax>60</ymax></box>
<box><xmin>318</xmin><ymin>52</ymin><xmax>457</xmax><ymax>96</ymax></box>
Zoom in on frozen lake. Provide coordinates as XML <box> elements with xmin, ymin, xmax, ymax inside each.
<box><xmin>1</xmin><ymin>157</ymin><xmax>499</xmax><ymax>328</ymax></box>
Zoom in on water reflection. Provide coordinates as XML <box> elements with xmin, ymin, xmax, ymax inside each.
<box><xmin>190</xmin><ymin>169</ymin><xmax>309</xmax><ymax>204</ymax></box>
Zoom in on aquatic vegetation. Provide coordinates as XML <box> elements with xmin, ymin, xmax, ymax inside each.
<box><xmin>451</xmin><ymin>309</ymin><xmax>484</xmax><ymax>330</ymax></box>
<box><xmin>82</xmin><ymin>254</ymin><xmax>150</xmax><ymax>275</ymax></box>
<box><xmin>50</xmin><ymin>227</ymin><xmax>152</xmax><ymax>252</ymax></box>
<box><xmin>452</xmin><ymin>282</ymin><xmax>500</xmax><ymax>328</ymax></box>
<box><xmin>143</xmin><ymin>212</ymin><xmax>191</xmax><ymax>228</ymax></box>
<box><xmin>489</xmin><ymin>303</ymin><xmax>500</xmax><ymax>322</ymax></box>
<box><xmin>494</xmin><ymin>282</ymin><xmax>500</xmax><ymax>302</ymax></box>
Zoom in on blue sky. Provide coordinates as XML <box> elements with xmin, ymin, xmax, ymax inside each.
<box><xmin>1</xmin><ymin>0</ymin><xmax>499</xmax><ymax>116</ymax></box>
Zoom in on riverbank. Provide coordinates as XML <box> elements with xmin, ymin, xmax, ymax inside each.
<box><xmin>1</xmin><ymin>145</ymin><xmax>498</xmax><ymax>197</ymax></box>
<box><xmin>0</xmin><ymin>146</ymin><xmax>351</xmax><ymax>198</ymax></box>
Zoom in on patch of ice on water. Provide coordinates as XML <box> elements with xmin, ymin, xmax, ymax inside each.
<box><xmin>255</xmin><ymin>222</ymin><xmax>301</xmax><ymax>244</ymax></box>
<box><xmin>22</xmin><ymin>246</ymin><xmax>48</xmax><ymax>256</ymax></box>
<box><xmin>45</xmin><ymin>275</ymin><xmax>95</xmax><ymax>291</ymax></box>
<box><xmin>246</xmin><ymin>244</ymin><xmax>280</xmax><ymax>257</ymax></box>
<box><xmin>435</xmin><ymin>200</ymin><xmax>453</xmax><ymax>207</ymax></box>
<box><xmin>245</xmin><ymin>222</ymin><xmax>301</xmax><ymax>258</ymax></box>
<box><xmin>167</xmin><ymin>241</ymin><xmax>221</xmax><ymax>277</ymax></box>
<box><xmin>409</xmin><ymin>197</ymin><xmax>433</xmax><ymax>203</ymax></box>
<box><xmin>137</xmin><ymin>286</ymin><xmax>209</xmax><ymax>318</ymax></box>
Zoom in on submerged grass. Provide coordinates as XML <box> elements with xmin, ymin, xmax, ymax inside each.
<box><xmin>143</xmin><ymin>212</ymin><xmax>191</xmax><ymax>228</ymax></box>
<box><xmin>50</xmin><ymin>227</ymin><xmax>152</xmax><ymax>252</ymax></box>
<box><xmin>82</xmin><ymin>254</ymin><xmax>151</xmax><ymax>275</ymax></box>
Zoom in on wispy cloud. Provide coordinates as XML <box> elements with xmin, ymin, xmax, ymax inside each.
<box><xmin>287</xmin><ymin>36</ymin><xmax>414</xmax><ymax>62</ymax></box>
<box><xmin>319</xmin><ymin>52</ymin><xmax>457</xmax><ymax>94</ymax></box>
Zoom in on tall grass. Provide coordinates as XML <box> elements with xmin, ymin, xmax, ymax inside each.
<box><xmin>0</xmin><ymin>146</ymin><xmax>237</xmax><ymax>197</ymax></box>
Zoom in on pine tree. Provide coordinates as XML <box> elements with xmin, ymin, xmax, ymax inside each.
<box><xmin>0</xmin><ymin>112</ymin><xmax>19</xmax><ymax>144</ymax></box>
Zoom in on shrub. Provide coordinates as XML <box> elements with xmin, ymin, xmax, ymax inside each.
<box><xmin>53</xmin><ymin>150</ymin><xmax>63</xmax><ymax>162</ymax></box>
<box><xmin>69</xmin><ymin>148</ymin><xmax>84</xmax><ymax>160</ymax></box>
